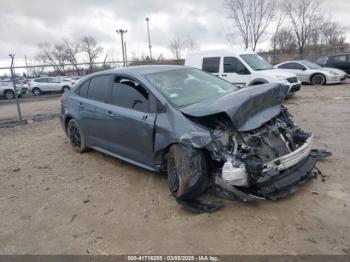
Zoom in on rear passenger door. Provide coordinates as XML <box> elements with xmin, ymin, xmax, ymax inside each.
<box><xmin>202</xmin><ymin>57</ymin><xmax>221</xmax><ymax>76</ymax></box>
<box><xmin>96</xmin><ymin>75</ymin><xmax>156</xmax><ymax>167</ymax></box>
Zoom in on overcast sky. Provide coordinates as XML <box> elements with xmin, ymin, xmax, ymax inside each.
<box><xmin>0</xmin><ymin>0</ymin><xmax>350</xmax><ymax>68</ymax></box>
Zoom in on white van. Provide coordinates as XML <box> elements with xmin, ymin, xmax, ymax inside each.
<box><xmin>185</xmin><ymin>49</ymin><xmax>301</xmax><ymax>95</ymax></box>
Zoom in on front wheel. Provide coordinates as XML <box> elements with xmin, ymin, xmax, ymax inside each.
<box><xmin>4</xmin><ymin>90</ymin><xmax>15</xmax><ymax>99</ymax></box>
<box><xmin>67</xmin><ymin>119</ymin><xmax>87</xmax><ymax>153</ymax></box>
<box><xmin>32</xmin><ymin>88</ymin><xmax>41</xmax><ymax>96</ymax></box>
<box><xmin>167</xmin><ymin>144</ymin><xmax>208</xmax><ymax>200</ymax></box>
<box><xmin>311</xmin><ymin>74</ymin><xmax>326</xmax><ymax>85</ymax></box>
<box><xmin>62</xmin><ymin>86</ymin><xmax>70</xmax><ymax>93</ymax></box>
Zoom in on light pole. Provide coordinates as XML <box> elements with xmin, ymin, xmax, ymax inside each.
<box><xmin>145</xmin><ymin>17</ymin><xmax>153</xmax><ymax>60</ymax></box>
<box><xmin>116</xmin><ymin>29</ymin><xmax>128</xmax><ymax>67</ymax></box>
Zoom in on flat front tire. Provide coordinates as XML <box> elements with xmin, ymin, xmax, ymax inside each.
<box><xmin>167</xmin><ymin>144</ymin><xmax>208</xmax><ymax>200</ymax></box>
<box><xmin>67</xmin><ymin>119</ymin><xmax>87</xmax><ymax>153</ymax></box>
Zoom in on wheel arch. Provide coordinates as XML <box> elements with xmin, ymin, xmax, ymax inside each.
<box><xmin>310</xmin><ymin>73</ymin><xmax>327</xmax><ymax>84</ymax></box>
<box><xmin>248</xmin><ymin>78</ymin><xmax>269</xmax><ymax>86</ymax></box>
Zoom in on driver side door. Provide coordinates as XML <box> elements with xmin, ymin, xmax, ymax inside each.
<box><xmin>95</xmin><ymin>75</ymin><xmax>156</xmax><ymax>167</ymax></box>
<box><xmin>222</xmin><ymin>57</ymin><xmax>251</xmax><ymax>87</ymax></box>
<box><xmin>279</xmin><ymin>62</ymin><xmax>308</xmax><ymax>82</ymax></box>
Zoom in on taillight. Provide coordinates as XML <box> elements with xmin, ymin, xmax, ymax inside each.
<box><xmin>59</xmin><ymin>96</ymin><xmax>64</xmax><ymax>104</ymax></box>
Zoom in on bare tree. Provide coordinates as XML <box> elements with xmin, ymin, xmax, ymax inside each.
<box><xmin>185</xmin><ymin>35</ymin><xmax>200</xmax><ymax>52</ymax></box>
<box><xmin>271</xmin><ymin>13</ymin><xmax>285</xmax><ymax>64</ymax></box>
<box><xmin>80</xmin><ymin>36</ymin><xmax>103</xmax><ymax>72</ymax></box>
<box><xmin>62</xmin><ymin>39</ymin><xmax>81</xmax><ymax>75</ymax></box>
<box><xmin>225</xmin><ymin>0</ymin><xmax>276</xmax><ymax>50</ymax></box>
<box><xmin>283</xmin><ymin>0</ymin><xmax>320</xmax><ymax>58</ymax></box>
<box><xmin>37</xmin><ymin>42</ymin><xmax>67</xmax><ymax>75</ymax></box>
<box><xmin>168</xmin><ymin>36</ymin><xmax>186</xmax><ymax>60</ymax></box>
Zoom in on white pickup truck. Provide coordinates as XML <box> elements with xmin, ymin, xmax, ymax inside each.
<box><xmin>185</xmin><ymin>49</ymin><xmax>301</xmax><ymax>95</ymax></box>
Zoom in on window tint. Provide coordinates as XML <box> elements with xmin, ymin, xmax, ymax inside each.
<box><xmin>110</xmin><ymin>77</ymin><xmax>149</xmax><ymax>112</ymax></box>
<box><xmin>77</xmin><ymin>80</ymin><xmax>90</xmax><ymax>98</ymax></box>
<box><xmin>202</xmin><ymin>57</ymin><xmax>220</xmax><ymax>73</ymax></box>
<box><xmin>87</xmin><ymin>76</ymin><xmax>110</xmax><ymax>102</ymax></box>
<box><xmin>333</xmin><ymin>55</ymin><xmax>346</xmax><ymax>62</ymax></box>
<box><xmin>35</xmin><ymin>78</ymin><xmax>47</xmax><ymax>83</ymax></box>
<box><xmin>279</xmin><ymin>63</ymin><xmax>305</xmax><ymax>70</ymax></box>
<box><xmin>224</xmin><ymin>57</ymin><xmax>249</xmax><ymax>74</ymax></box>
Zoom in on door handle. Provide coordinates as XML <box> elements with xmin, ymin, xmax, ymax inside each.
<box><xmin>221</xmin><ymin>74</ymin><xmax>227</xmax><ymax>77</ymax></box>
<box><xmin>105</xmin><ymin>111</ymin><xmax>115</xmax><ymax>118</ymax></box>
<box><xmin>78</xmin><ymin>102</ymin><xmax>84</xmax><ymax>109</ymax></box>
<box><xmin>142</xmin><ymin>115</ymin><xmax>148</xmax><ymax>120</ymax></box>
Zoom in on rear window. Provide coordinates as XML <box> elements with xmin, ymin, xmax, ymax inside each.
<box><xmin>87</xmin><ymin>75</ymin><xmax>110</xmax><ymax>102</ymax></box>
<box><xmin>202</xmin><ymin>57</ymin><xmax>220</xmax><ymax>73</ymax></box>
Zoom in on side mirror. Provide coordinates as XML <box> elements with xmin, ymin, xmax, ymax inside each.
<box><xmin>156</xmin><ymin>100</ymin><xmax>166</xmax><ymax>113</ymax></box>
<box><xmin>238</xmin><ymin>68</ymin><xmax>250</xmax><ymax>75</ymax></box>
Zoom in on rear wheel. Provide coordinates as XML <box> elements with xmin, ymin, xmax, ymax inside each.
<box><xmin>62</xmin><ymin>86</ymin><xmax>70</xmax><ymax>93</ymax></box>
<box><xmin>67</xmin><ymin>119</ymin><xmax>87</xmax><ymax>153</ymax></box>
<box><xmin>311</xmin><ymin>74</ymin><xmax>326</xmax><ymax>85</ymax></box>
<box><xmin>167</xmin><ymin>144</ymin><xmax>208</xmax><ymax>200</ymax></box>
<box><xmin>32</xmin><ymin>88</ymin><xmax>41</xmax><ymax>96</ymax></box>
<box><xmin>4</xmin><ymin>90</ymin><xmax>15</xmax><ymax>99</ymax></box>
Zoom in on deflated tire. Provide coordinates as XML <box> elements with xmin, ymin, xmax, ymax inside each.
<box><xmin>167</xmin><ymin>144</ymin><xmax>208</xmax><ymax>200</ymax></box>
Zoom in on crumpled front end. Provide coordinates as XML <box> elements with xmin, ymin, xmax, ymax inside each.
<box><xmin>193</xmin><ymin>107</ymin><xmax>330</xmax><ymax>202</ymax></box>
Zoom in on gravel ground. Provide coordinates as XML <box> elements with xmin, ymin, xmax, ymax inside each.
<box><xmin>0</xmin><ymin>84</ymin><xmax>350</xmax><ymax>255</ymax></box>
<box><xmin>0</xmin><ymin>96</ymin><xmax>60</xmax><ymax>120</ymax></box>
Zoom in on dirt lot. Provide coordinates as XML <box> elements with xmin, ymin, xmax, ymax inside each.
<box><xmin>0</xmin><ymin>96</ymin><xmax>60</xmax><ymax>120</ymax></box>
<box><xmin>0</xmin><ymin>84</ymin><xmax>350</xmax><ymax>255</ymax></box>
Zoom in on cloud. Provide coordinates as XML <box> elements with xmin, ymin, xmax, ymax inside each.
<box><xmin>0</xmin><ymin>0</ymin><xmax>349</xmax><ymax>66</ymax></box>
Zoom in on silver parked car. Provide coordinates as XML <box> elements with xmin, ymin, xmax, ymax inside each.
<box><xmin>0</xmin><ymin>81</ymin><xmax>27</xmax><ymax>99</ymax></box>
<box><xmin>275</xmin><ymin>60</ymin><xmax>347</xmax><ymax>85</ymax></box>
<box><xmin>28</xmin><ymin>77</ymin><xmax>74</xmax><ymax>96</ymax></box>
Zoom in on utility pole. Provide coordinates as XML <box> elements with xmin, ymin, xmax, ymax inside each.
<box><xmin>145</xmin><ymin>17</ymin><xmax>153</xmax><ymax>60</ymax></box>
<box><xmin>124</xmin><ymin>42</ymin><xmax>128</xmax><ymax>66</ymax></box>
<box><xmin>116</xmin><ymin>29</ymin><xmax>128</xmax><ymax>67</ymax></box>
<box><xmin>24</xmin><ymin>55</ymin><xmax>29</xmax><ymax>77</ymax></box>
<box><xmin>9</xmin><ymin>54</ymin><xmax>23</xmax><ymax>121</ymax></box>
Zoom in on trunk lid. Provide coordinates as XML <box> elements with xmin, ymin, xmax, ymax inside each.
<box><xmin>179</xmin><ymin>83</ymin><xmax>289</xmax><ymax>132</ymax></box>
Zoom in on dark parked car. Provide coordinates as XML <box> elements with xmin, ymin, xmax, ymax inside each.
<box><xmin>315</xmin><ymin>53</ymin><xmax>350</xmax><ymax>75</ymax></box>
<box><xmin>60</xmin><ymin>65</ymin><xmax>329</xmax><ymax>212</ymax></box>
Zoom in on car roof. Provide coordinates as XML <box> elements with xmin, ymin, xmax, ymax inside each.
<box><xmin>89</xmin><ymin>65</ymin><xmax>187</xmax><ymax>77</ymax></box>
<box><xmin>186</xmin><ymin>48</ymin><xmax>256</xmax><ymax>58</ymax></box>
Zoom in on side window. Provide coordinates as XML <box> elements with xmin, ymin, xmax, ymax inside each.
<box><xmin>279</xmin><ymin>63</ymin><xmax>305</xmax><ymax>70</ymax></box>
<box><xmin>76</xmin><ymin>80</ymin><xmax>90</xmax><ymax>98</ymax></box>
<box><xmin>87</xmin><ymin>75</ymin><xmax>110</xmax><ymax>102</ymax></box>
<box><xmin>224</xmin><ymin>57</ymin><xmax>249</xmax><ymax>74</ymax></box>
<box><xmin>278</xmin><ymin>63</ymin><xmax>292</xmax><ymax>69</ymax></box>
<box><xmin>333</xmin><ymin>55</ymin><xmax>346</xmax><ymax>62</ymax></box>
<box><xmin>202</xmin><ymin>57</ymin><xmax>220</xmax><ymax>73</ymax></box>
<box><xmin>110</xmin><ymin>77</ymin><xmax>149</xmax><ymax>112</ymax></box>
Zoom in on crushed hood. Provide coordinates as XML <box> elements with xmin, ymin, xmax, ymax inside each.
<box><xmin>179</xmin><ymin>83</ymin><xmax>289</xmax><ymax>132</ymax></box>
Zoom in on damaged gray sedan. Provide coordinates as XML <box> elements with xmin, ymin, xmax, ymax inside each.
<box><xmin>60</xmin><ymin>65</ymin><xmax>329</xmax><ymax>212</ymax></box>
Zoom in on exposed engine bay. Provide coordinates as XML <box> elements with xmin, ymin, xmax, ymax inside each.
<box><xmin>176</xmin><ymin>107</ymin><xmax>331</xmax><ymax>212</ymax></box>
